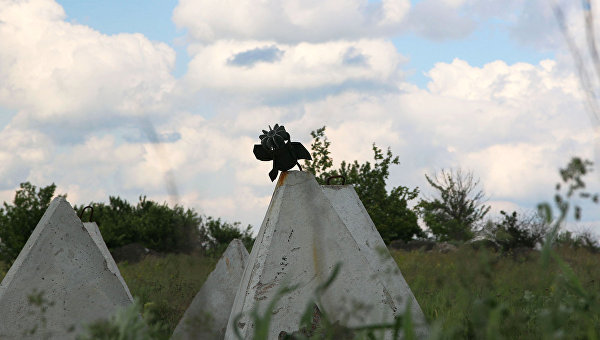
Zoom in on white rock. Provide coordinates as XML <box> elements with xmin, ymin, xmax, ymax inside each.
<box><xmin>172</xmin><ymin>239</ymin><xmax>249</xmax><ymax>340</ymax></box>
<box><xmin>0</xmin><ymin>197</ymin><xmax>134</xmax><ymax>339</ymax></box>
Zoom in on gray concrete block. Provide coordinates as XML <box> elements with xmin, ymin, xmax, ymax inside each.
<box><xmin>322</xmin><ymin>184</ymin><xmax>428</xmax><ymax>338</ymax></box>
<box><xmin>83</xmin><ymin>222</ymin><xmax>134</xmax><ymax>303</ymax></box>
<box><xmin>171</xmin><ymin>239</ymin><xmax>249</xmax><ymax>340</ymax></box>
<box><xmin>0</xmin><ymin>197</ymin><xmax>134</xmax><ymax>339</ymax></box>
<box><xmin>224</xmin><ymin>171</ymin><xmax>428</xmax><ymax>340</ymax></box>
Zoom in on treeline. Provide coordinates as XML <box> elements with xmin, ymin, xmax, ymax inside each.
<box><xmin>0</xmin><ymin>127</ymin><xmax>597</xmax><ymax>264</ymax></box>
<box><xmin>0</xmin><ymin>183</ymin><xmax>253</xmax><ymax>264</ymax></box>
<box><xmin>305</xmin><ymin>127</ymin><xmax>599</xmax><ymax>252</ymax></box>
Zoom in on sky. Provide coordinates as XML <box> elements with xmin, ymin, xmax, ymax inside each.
<box><xmin>0</xmin><ymin>0</ymin><xmax>599</xmax><ymax>236</ymax></box>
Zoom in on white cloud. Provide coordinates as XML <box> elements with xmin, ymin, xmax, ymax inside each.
<box><xmin>167</xmin><ymin>0</ymin><xmax>598</xmax><ymax>51</ymax></box>
<box><xmin>168</xmin><ymin>57</ymin><xmax>597</xmax><ymax>227</ymax></box>
<box><xmin>172</xmin><ymin>0</ymin><xmax>410</xmax><ymax>43</ymax></box>
<box><xmin>1</xmin><ymin>0</ymin><xmax>599</xmax><ymax>234</ymax></box>
<box><xmin>405</xmin><ymin>0</ymin><xmax>477</xmax><ymax>41</ymax></box>
<box><xmin>182</xmin><ymin>39</ymin><xmax>404</xmax><ymax>97</ymax></box>
<box><xmin>0</xmin><ymin>0</ymin><xmax>176</xmax><ymax>134</ymax></box>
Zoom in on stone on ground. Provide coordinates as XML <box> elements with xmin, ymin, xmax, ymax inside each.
<box><xmin>172</xmin><ymin>239</ymin><xmax>249</xmax><ymax>340</ymax></box>
<box><xmin>322</xmin><ymin>184</ymin><xmax>428</xmax><ymax>338</ymax></box>
<box><xmin>0</xmin><ymin>197</ymin><xmax>134</xmax><ymax>339</ymax></box>
<box><xmin>224</xmin><ymin>171</ymin><xmax>428</xmax><ymax>339</ymax></box>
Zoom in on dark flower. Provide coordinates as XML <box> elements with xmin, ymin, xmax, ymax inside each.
<box><xmin>259</xmin><ymin>124</ymin><xmax>290</xmax><ymax>151</ymax></box>
<box><xmin>253</xmin><ymin>124</ymin><xmax>312</xmax><ymax>181</ymax></box>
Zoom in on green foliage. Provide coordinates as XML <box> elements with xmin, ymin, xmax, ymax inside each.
<box><xmin>537</xmin><ymin>157</ymin><xmax>598</xmax><ymax>228</ymax></box>
<box><xmin>77</xmin><ymin>300</ymin><xmax>166</xmax><ymax>340</ymax></box>
<box><xmin>0</xmin><ymin>260</ymin><xmax>6</xmax><ymax>279</ymax></box>
<box><xmin>418</xmin><ymin>169</ymin><xmax>490</xmax><ymax>241</ymax></box>
<box><xmin>555</xmin><ymin>229</ymin><xmax>599</xmax><ymax>251</ymax></box>
<box><xmin>304</xmin><ymin>126</ymin><xmax>423</xmax><ymax>243</ymax></box>
<box><xmin>0</xmin><ymin>180</ymin><xmax>253</xmax><ymax>263</ymax></box>
<box><xmin>393</xmin><ymin>245</ymin><xmax>600</xmax><ymax>339</ymax></box>
<box><xmin>118</xmin><ymin>253</ymin><xmax>217</xmax><ymax>337</ymax></box>
<box><xmin>77</xmin><ymin>196</ymin><xmax>201</xmax><ymax>253</ymax></box>
<box><xmin>199</xmin><ymin>217</ymin><xmax>254</xmax><ymax>256</ymax></box>
<box><xmin>303</xmin><ymin>126</ymin><xmax>334</xmax><ymax>184</ymax></box>
<box><xmin>0</xmin><ymin>182</ymin><xmax>60</xmax><ymax>264</ymax></box>
<box><xmin>484</xmin><ymin>211</ymin><xmax>548</xmax><ymax>251</ymax></box>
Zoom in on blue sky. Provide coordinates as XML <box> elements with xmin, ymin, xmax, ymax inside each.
<box><xmin>58</xmin><ymin>0</ymin><xmax>190</xmax><ymax>77</ymax></box>
<box><xmin>0</xmin><ymin>0</ymin><xmax>598</xmax><ymax>235</ymax></box>
<box><xmin>55</xmin><ymin>0</ymin><xmax>555</xmax><ymax>87</ymax></box>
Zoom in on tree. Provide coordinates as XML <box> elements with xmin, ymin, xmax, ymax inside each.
<box><xmin>199</xmin><ymin>217</ymin><xmax>254</xmax><ymax>256</ymax></box>
<box><xmin>78</xmin><ymin>196</ymin><xmax>202</xmax><ymax>253</ymax></box>
<box><xmin>304</xmin><ymin>126</ymin><xmax>424</xmax><ymax>243</ymax></box>
<box><xmin>418</xmin><ymin>168</ymin><xmax>490</xmax><ymax>241</ymax></box>
<box><xmin>0</xmin><ymin>182</ymin><xmax>60</xmax><ymax>264</ymax></box>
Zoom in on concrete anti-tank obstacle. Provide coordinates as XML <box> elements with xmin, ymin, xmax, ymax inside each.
<box><xmin>0</xmin><ymin>197</ymin><xmax>134</xmax><ymax>339</ymax></box>
<box><xmin>171</xmin><ymin>239</ymin><xmax>249</xmax><ymax>340</ymax></box>
<box><xmin>224</xmin><ymin>171</ymin><xmax>428</xmax><ymax>340</ymax></box>
<box><xmin>83</xmin><ymin>221</ymin><xmax>134</xmax><ymax>303</ymax></box>
<box><xmin>321</xmin><ymin>184</ymin><xmax>428</xmax><ymax>338</ymax></box>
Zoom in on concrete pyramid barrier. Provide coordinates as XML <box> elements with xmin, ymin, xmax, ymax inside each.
<box><xmin>225</xmin><ymin>171</ymin><xmax>428</xmax><ymax>339</ymax></box>
<box><xmin>322</xmin><ymin>184</ymin><xmax>428</xmax><ymax>337</ymax></box>
<box><xmin>0</xmin><ymin>197</ymin><xmax>134</xmax><ymax>339</ymax></box>
<box><xmin>172</xmin><ymin>239</ymin><xmax>249</xmax><ymax>340</ymax></box>
<box><xmin>83</xmin><ymin>222</ymin><xmax>134</xmax><ymax>302</ymax></box>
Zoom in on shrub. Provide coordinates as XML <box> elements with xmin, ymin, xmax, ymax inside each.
<box><xmin>77</xmin><ymin>196</ymin><xmax>201</xmax><ymax>253</ymax></box>
<box><xmin>485</xmin><ymin>210</ymin><xmax>549</xmax><ymax>251</ymax></box>
<box><xmin>418</xmin><ymin>169</ymin><xmax>490</xmax><ymax>242</ymax></box>
<box><xmin>555</xmin><ymin>229</ymin><xmax>599</xmax><ymax>252</ymax></box>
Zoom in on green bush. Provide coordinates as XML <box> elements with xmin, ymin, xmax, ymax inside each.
<box><xmin>0</xmin><ymin>181</ymin><xmax>253</xmax><ymax>261</ymax></box>
<box><xmin>555</xmin><ymin>229</ymin><xmax>599</xmax><ymax>252</ymax></box>
<box><xmin>485</xmin><ymin>210</ymin><xmax>548</xmax><ymax>251</ymax></box>
<box><xmin>76</xmin><ymin>196</ymin><xmax>201</xmax><ymax>253</ymax></box>
<box><xmin>77</xmin><ymin>300</ymin><xmax>166</xmax><ymax>340</ymax></box>
<box><xmin>0</xmin><ymin>182</ymin><xmax>60</xmax><ymax>264</ymax></box>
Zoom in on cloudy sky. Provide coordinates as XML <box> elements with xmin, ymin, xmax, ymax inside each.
<box><xmin>1</xmin><ymin>0</ymin><xmax>599</xmax><ymax>235</ymax></box>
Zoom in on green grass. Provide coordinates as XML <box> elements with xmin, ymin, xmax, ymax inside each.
<box><xmin>117</xmin><ymin>253</ymin><xmax>217</xmax><ymax>338</ymax></box>
<box><xmin>0</xmin><ymin>260</ymin><xmax>6</xmax><ymax>280</ymax></box>
<box><xmin>2</xmin><ymin>247</ymin><xmax>599</xmax><ymax>338</ymax></box>
<box><xmin>393</xmin><ymin>246</ymin><xmax>600</xmax><ymax>338</ymax></box>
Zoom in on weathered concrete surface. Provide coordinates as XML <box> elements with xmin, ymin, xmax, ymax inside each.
<box><xmin>322</xmin><ymin>185</ymin><xmax>429</xmax><ymax>338</ymax></box>
<box><xmin>83</xmin><ymin>222</ymin><xmax>134</xmax><ymax>302</ymax></box>
<box><xmin>0</xmin><ymin>197</ymin><xmax>134</xmax><ymax>339</ymax></box>
<box><xmin>225</xmin><ymin>171</ymin><xmax>428</xmax><ymax>340</ymax></box>
<box><xmin>172</xmin><ymin>239</ymin><xmax>249</xmax><ymax>340</ymax></box>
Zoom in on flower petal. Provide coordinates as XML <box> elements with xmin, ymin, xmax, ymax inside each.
<box><xmin>274</xmin><ymin>135</ymin><xmax>285</xmax><ymax>148</ymax></box>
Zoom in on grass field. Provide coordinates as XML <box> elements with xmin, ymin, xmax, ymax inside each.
<box><xmin>1</xmin><ymin>246</ymin><xmax>599</xmax><ymax>338</ymax></box>
<box><xmin>393</xmin><ymin>246</ymin><xmax>600</xmax><ymax>338</ymax></box>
